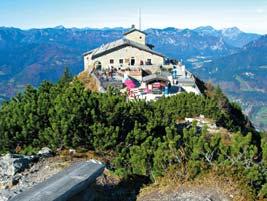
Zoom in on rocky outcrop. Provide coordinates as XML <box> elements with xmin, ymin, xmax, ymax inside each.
<box><xmin>10</xmin><ymin>160</ymin><xmax>104</xmax><ymax>201</ymax></box>
<box><xmin>77</xmin><ymin>71</ymin><xmax>103</xmax><ymax>92</ymax></box>
<box><xmin>138</xmin><ymin>187</ymin><xmax>230</xmax><ymax>201</ymax></box>
<box><xmin>0</xmin><ymin>154</ymin><xmax>35</xmax><ymax>189</ymax></box>
<box><xmin>37</xmin><ymin>147</ymin><xmax>53</xmax><ymax>158</ymax></box>
<box><xmin>0</xmin><ymin>148</ymin><xmax>58</xmax><ymax>201</ymax></box>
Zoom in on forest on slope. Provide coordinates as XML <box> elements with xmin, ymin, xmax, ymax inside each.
<box><xmin>197</xmin><ymin>35</ymin><xmax>267</xmax><ymax>131</ymax></box>
<box><xmin>0</xmin><ymin>71</ymin><xmax>267</xmax><ymax>200</ymax></box>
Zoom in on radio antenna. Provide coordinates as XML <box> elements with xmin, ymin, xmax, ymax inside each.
<box><xmin>139</xmin><ymin>8</ymin><xmax>142</xmax><ymax>30</ymax></box>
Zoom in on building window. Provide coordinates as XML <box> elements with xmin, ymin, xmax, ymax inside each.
<box><xmin>110</xmin><ymin>59</ymin><xmax>114</xmax><ymax>64</ymax></box>
<box><xmin>131</xmin><ymin>58</ymin><xmax>135</xmax><ymax>66</ymax></box>
<box><xmin>119</xmin><ymin>59</ymin><xmax>123</xmax><ymax>64</ymax></box>
<box><xmin>146</xmin><ymin>59</ymin><xmax>152</xmax><ymax>65</ymax></box>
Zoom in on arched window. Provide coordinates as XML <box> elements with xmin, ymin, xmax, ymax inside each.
<box><xmin>94</xmin><ymin>61</ymin><xmax>102</xmax><ymax>71</ymax></box>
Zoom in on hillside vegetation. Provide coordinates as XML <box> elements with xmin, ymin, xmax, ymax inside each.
<box><xmin>0</xmin><ymin>73</ymin><xmax>267</xmax><ymax>200</ymax></box>
<box><xmin>0</xmin><ymin>26</ymin><xmax>265</xmax><ymax>130</ymax></box>
<box><xmin>197</xmin><ymin>35</ymin><xmax>267</xmax><ymax>130</ymax></box>
<box><xmin>77</xmin><ymin>71</ymin><xmax>99</xmax><ymax>92</ymax></box>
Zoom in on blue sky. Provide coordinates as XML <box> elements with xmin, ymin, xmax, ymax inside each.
<box><xmin>0</xmin><ymin>0</ymin><xmax>266</xmax><ymax>33</ymax></box>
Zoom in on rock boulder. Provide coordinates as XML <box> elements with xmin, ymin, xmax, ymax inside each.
<box><xmin>37</xmin><ymin>147</ymin><xmax>53</xmax><ymax>158</ymax></box>
<box><xmin>0</xmin><ymin>154</ymin><xmax>33</xmax><ymax>188</ymax></box>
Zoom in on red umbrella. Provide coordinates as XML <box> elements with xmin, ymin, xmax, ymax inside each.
<box><xmin>124</xmin><ymin>79</ymin><xmax>136</xmax><ymax>89</ymax></box>
<box><xmin>152</xmin><ymin>82</ymin><xmax>161</xmax><ymax>88</ymax></box>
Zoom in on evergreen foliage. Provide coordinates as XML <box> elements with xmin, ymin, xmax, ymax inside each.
<box><xmin>0</xmin><ymin>76</ymin><xmax>266</xmax><ymax>198</ymax></box>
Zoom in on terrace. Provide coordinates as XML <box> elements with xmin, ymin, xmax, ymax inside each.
<box><xmin>125</xmin><ymin>73</ymin><xmax>184</xmax><ymax>101</ymax></box>
<box><xmin>90</xmin><ymin>63</ymin><xmax>200</xmax><ymax>101</ymax></box>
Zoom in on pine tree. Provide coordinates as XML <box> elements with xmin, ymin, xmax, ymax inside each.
<box><xmin>59</xmin><ymin>67</ymin><xmax>73</xmax><ymax>85</ymax></box>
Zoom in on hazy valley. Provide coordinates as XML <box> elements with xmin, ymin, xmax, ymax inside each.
<box><xmin>0</xmin><ymin>25</ymin><xmax>266</xmax><ymax>130</ymax></box>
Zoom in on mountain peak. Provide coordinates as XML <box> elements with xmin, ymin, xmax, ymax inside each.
<box><xmin>243</xmin><ymin>34</ymin><xmax>267</xmax><ymax>49</ymax></box>
<box><xmin>194</xmin><ymin>26</ymin><xmax>219</xmax><ymax>37</ymax></box>
<box><xmin>221</xmin><ymin>27</ymin><xmax>242</xmax><ymax>36</ymax></box>
<box><xmin>162</xmin><ymin>27</ymin><xmax>181</xmax><ymax>32</ymax></box>
<box><xmin>54</xmin><ymin>25</ymin><xmax>65</xmax><ymax>29</ymax></box>
<box><xmin>194</xmin><ymin>26</ymin><xmax>216</xmax><ymax>31</ymax></box>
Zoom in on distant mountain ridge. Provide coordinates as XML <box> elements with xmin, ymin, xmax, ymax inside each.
<box><xmin>0</xmin><ymin>25</ymin><xmax>262</xmax><ymax>100</ymax></box>
<box><xmin>195</xmin><ymin>35</ymin><xmax>267</xmax><ymax>130</ymax></box>
<box><xmin>199</xmin><ymin>35</ymin><xmax>267</xmax><ymax>78</ymax></box>
<box><xmin>146</xmin><ymin>28</ymin><xmax>239</xmax><ymax>59</ymax></box>
<box><xmin>0</xmin><ymin>25</ymin><xmax>266</xmax><ymax>129</ymax></box>
<box><xmin>194</xmin><ymin>26</ymin><xmax>260</xmax><ymax>48</ymax></box>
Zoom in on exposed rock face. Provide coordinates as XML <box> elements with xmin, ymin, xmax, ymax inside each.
<box><xmin>0</xmin><ymin>149</ymin><xmax>64</xmax><ymax>201</ymax></box>
<box><xmin>0</xmin><ymin>158</ymin><xmax>68</xmax><ymax>201</ymax></box>
<box><xmin>153</xmin><ymin>190</ymin><xmax>228</xmax><ymax>201</ymax></box>
<box><xmin>37</xmin><ymin>147</ymin><xmax>53</xmax><ymax>158</ymax></box>
<box><xmin>138</xmin><ymin>187</ymin><xmax>229</xmax><ymax>201</ymax></box>
<box><xmin>0</xmin><ymin>154</ymin><xmax>34</xmax><ymax>188</ymax></box>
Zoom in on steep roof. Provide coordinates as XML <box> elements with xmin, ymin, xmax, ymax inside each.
<box><xmin>83</xmin><ymin>38</ymin><xmax>164</xmax><ymax>59</ymax></box>
<box><xmin>123</xmin><ymin>28</ymin><xmax>147</xmax><ymax>36</ymax></box>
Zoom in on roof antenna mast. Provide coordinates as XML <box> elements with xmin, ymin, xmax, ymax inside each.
<box><xmin>139</xmin><ymin>8</ymin><xmax>142</xmax><ymax>30</ymax></box>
